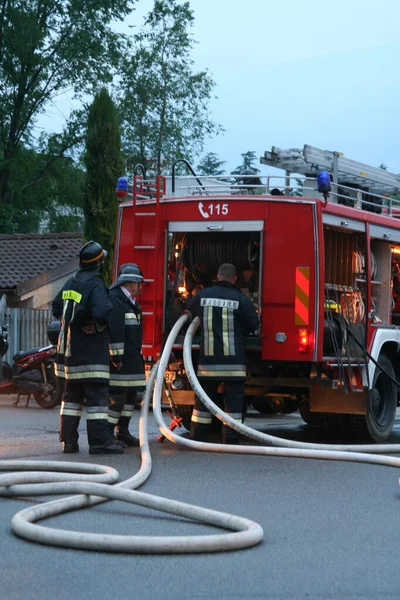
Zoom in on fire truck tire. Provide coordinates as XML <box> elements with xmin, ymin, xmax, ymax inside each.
<box><xmin>348</xmin><ymin>355</ymin><xmax>397</xmax><ymax>442</ymax></box>
<box><xmin>250</xmin><ymin>396</ymin><xmax>277</xmax><ymax>414</ymax></box>
<box><xmin>276</xmin><ymin>398</ymin><xmax>299</xmax><ymax>414</ymax></box>
<box><xmin>299</xmin><ymin>402</ymin><xmax>326</xmax><ymax>427</ymax></box>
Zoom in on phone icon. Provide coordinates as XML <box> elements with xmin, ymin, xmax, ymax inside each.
<box><xmin>198</xmin><ymin>201</ymin><xmax>209</xmax><ymax>219</ymax></box>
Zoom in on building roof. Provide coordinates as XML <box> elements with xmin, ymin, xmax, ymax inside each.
<box><xmin>0</xmin><ymin>233</ymin><xmax>83</xmax><ymax>290</ymax></box>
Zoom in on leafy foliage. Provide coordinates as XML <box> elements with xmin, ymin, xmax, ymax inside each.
<box><xmin>118</xmin><ymin>0</ymin><xmax>223</xmax><ymax>176</ymax></box>
<box><xmin>0</xmin><ymin>0</ymin><xmax>135</xmax><ymax>230</ymax></box>
<box><xmin>83</xmin><ymin>88</ymin><xmax>124</xmax><ymax>285</ymax></box>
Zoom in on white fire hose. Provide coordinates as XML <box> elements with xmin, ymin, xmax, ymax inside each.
<box><xmin>1</xmin><ymin>313</ymin><xmax>400</xmax><ymax>554</ymax></box>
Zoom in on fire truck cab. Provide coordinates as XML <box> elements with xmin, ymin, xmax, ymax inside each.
<box><xmin>114</xmin><ymin>145</ymin><xmax>400</xmax><ymax>442</ymax></box>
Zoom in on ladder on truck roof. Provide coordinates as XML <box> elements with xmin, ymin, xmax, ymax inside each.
<box><xmin>260</xmin><ymin>144</ymin><xmax>400</xmax><ymax>193</ymax></box>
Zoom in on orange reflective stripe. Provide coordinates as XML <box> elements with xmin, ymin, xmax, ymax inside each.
<box><xmin>295</xmin><ymin>267</ymin><xmax>309</xmax><ymax>326</ymax></box>
<box><xmin>81</xmin><ymin>250</ymin><xmax>104</xmax><ymax>264</ymax></box>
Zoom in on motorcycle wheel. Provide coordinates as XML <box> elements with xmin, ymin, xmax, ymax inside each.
<box><xmin>34</xmin><ymin>368</ymin><xmax>63</xmax><ymax>409</ymax></box>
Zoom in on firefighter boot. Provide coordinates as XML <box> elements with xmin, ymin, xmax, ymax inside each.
<box><xmin>60</xmin><ymin>415</ymin><xmax>80</xmax><ymax>453</ymax></box>
<box><xmin>115</xmin><ymin>417</ymin><xmax>139</xmax><ymax>447</ymax></box>
<box><xmin>88</xmin><ymin>419</ymin><xmax>124</xmax><ymax>454</ymax></box>
<box><xmin>89</xmin><ymin>441</ymin><xmax>124</xmax><ymax>455</ymax></box>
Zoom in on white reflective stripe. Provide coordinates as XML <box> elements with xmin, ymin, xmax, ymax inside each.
<box><xmin>191</xmin><ymin>414</ymin><xmax>212</xmax><ymax>424</ymax></box>
<box><xmin>108</xmin><ymin>409</ymin><xmax>121</xmax><ymax>417</ymax></box>
<box><xmin>109</xmin><ymin>343</ymin><xmax>124</xmax><ymax>349</ymax></box>
<box><xmin>222</xmin><ymin>307</ymin><xmax>229</xmax><ymax>355</ymax></box>
<box><xmin>226</xmin><ymin>413</ymin><xmax>242</xmax><ymax>420</ymax></box>
<box><xmin>61</xmin><ymin>402</ymin><xmax>81</xmax><ymax>411</ymax></box>
<box><xmin>228</xmin><ymin>309</ymin><xmax>235</xmax><ymax>355</ymax></box>
<box><xmin>193</xmin><ymin>409</ymin><xmax>210</xmax><ymax>418</ymax></box>
<box><xmin>86</xmin><ymin>413</ymin><xmax>109</xmax><ymax>420</ymax></box>
<box><xmin>108</xmin><ymin>416</ymin><xmax>120</xmax><ymax>424</ymax></box>
<box><xmin>109</xmin><ymin>349</ymin><xmax>124</xmax><ymax>356</ymax></box>
<box><xmin>66</xmin><ymin>364</ymin><xmax>109</xmax><ymax>373</ymax></box>
<box><xmin>125</xmin><ymin>313</ymin><xmax>138</xmax><ymax>319</ymax></box>
<box><xmin>109</xmin><ymin>345</ymin><xmax>124</xmax><ymax>356</ymax></box>
<box><xmin>60</xmin><ymin>409</ymin><xmax>82</xmax><ymax>417</ymax></box>
<box><xmin>66</xmin><ymin>371</ymin><xmax>110</xmax><ymax>380</ymax></box>
<box><xmin>65</xmin><ymin>304</ymin><xmax>77</xmax><ymax>358</ymax></box>
<box><xmin>197</xmin><ymin>370</ymin><xmax>246</xmax><ymax>378</ymax></box>
<box><xmin>110</xmin><ymin>379</ymin><xmax>146</xmax><ymax>387</ymax></box>
<box><xmin>205</xmin><ymin>306</ymin><xmax>214</xmax><ymax>356</ymax></box>
<box><xmin>198</xmin><ymin>363</ymin><xmax>246</xmax><ymax>371</ymax></box>
<box><xmin>121</xmin><ymin>409</ymin><xmax>134</xmax><ymax>417</ymax></box>
<box><xmin>124</xmin><ymin>404</ymin><xmax>135</xmax><ymax>411</ymax></box>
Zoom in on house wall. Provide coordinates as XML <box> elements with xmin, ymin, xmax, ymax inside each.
<box><xmin>19</xmin><ymin>273</ymin><xmax>74</xmax><ymax>309</ymax></box>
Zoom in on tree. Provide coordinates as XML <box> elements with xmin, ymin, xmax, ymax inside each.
<box><xmin>119</xmin><ymin>0</ymin><xmax>223</xmax><ymax>176</ymax></box>
<box><xmin>0</xmin><ymin>0</ymin><xmax>135</xmax><ymax>230</ymax></box>
<box><xmin>232</xmin><ymin>151</ymin><xmax>260</xmax><ymax>175</ymax></box>
<box><xmin>83</xmin><ymin>88</ymin><xmax>124</xmax><ymax>285</ymax></box>
<box><xmin>197</xmin><ymin>152</ymin><xmax>226</xmax><ymax>176</ymax></box>
<box><xmin>0</xmin><ymin>144</ymin><xmax>85</xmax><ymax>233</ymax></box>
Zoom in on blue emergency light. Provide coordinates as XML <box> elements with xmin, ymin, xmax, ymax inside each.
<box><xmin>115</xmin><ymin>177</ymin><xmax>128</xmax><ymax>200</ymax></box>
<box><xmin>317</xmin><ymin>171</ymin><xmax>331</xmax><ymax>200</ymax></box>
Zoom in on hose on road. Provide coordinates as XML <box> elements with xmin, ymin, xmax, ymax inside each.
<box><xmin>2</xmin><ymin>314</ymin><xmax>400</xmax><ymax>553</ymax></box>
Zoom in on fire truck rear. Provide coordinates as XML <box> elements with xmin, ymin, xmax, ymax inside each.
<box><xmin>114</xmin><ymin>145</ymin><xmax>400</xmax><ymax>442</ymax></box>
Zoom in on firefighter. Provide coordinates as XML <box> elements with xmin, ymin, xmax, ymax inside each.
<box><xmin>52</xmin><ymin>241</ymin><xmax>123</xmax><ymax>455</ymax></box>
<box><xmin>108</xmin><ymin>263</ymin><xmax>146</xmax><ymax>446</ymax></box>
<box><xmin>186</xmin><ymin>263</ymin><xmax>259</xmax><ymax>444</ymax></box>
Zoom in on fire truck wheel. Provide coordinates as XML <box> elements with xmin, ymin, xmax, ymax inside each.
<box><xmin>299</xmin><ymin>402</ymin><xmax>326</xmax><ymax>427</ymax></box>
<box><xmin>250</xmin><ymin>396</ymin><xmax>277</xmax><ymax>414</ymax></box>
<box><xmin>349</xmin><ymin>355</ymin><xmax>397</xmax><ymax>442</ymax></box>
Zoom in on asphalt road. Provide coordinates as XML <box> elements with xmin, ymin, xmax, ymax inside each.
<box><xmin>1</xmin><ymin>395</ymin><xmax>400</xmax><ymax>600</ymax></box>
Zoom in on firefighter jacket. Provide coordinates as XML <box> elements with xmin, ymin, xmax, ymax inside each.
<box><xmin>108</xmin><ymin>287</ymin><xmax>146</xmax><ymax>392</ymax></box>
<box><xmin>187</xmin><ymin>280</ymin><xmax>259</xmax><ymax>381</ymax></box>
<box><xmin>52</xmin><ymin>270</ymin><xmax>113</xmax><ymax>383</ymax></box>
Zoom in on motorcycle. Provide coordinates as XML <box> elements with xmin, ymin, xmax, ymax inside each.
<box><xmin>0</xmin><ymin>320</ymin><xmax>62</xmax><ymax>409</ymax></box>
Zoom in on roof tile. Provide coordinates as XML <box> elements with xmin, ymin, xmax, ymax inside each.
<box><xmin>0</xmin><ymin>233</ymin><xmax>83</xmax><ymax>289</ymax></box>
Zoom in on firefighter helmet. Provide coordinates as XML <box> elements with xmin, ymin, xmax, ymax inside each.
<box><xmin>79</xmin><ymin>241</ymin><xmax>107</xmax><ymax>270</ymax></box>
<box><xmin>110</xmin><ymin>263</ymin><xmax>144</xmax><ymax>289</ymax></box>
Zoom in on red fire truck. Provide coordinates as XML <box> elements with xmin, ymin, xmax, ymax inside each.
<box><xmin>114</xmin><ymin>145</ymin><xmax>400</xmax><ymax>442</ymax></box>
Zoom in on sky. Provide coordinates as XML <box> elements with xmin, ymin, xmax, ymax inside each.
<box><xmin>40</xmin><ymin>0</ymin><xmax>400</xmax><ymax>177</ymax></box>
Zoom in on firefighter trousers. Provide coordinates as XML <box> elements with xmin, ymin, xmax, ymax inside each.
<box><xmin>190</xmin><ymin>380</ymin><xmax>245</xmax><ymax>444</ymax></box>
<box><xmin>108</xmin><ymin>390</ymin><xmax>138</xmax><ymax>432</ymax></box>
<box><xmin>60</xmin><ymin>381</ymin><xmax>110</xmax><ymax>448</ymax></box>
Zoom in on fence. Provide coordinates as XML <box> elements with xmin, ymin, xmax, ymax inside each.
<box><xmin>2</xmin><ymin>308</ymin><xmax>53</xmax><ymax>364</ymax></box>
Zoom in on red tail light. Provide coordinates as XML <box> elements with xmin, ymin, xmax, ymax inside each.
<box><xmin>298</xmin><ymin>328</ymin><xmax>309</xmax><ymax>353</ymax></box>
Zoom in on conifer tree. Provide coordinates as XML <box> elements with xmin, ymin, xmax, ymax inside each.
<box><xmin>83</xmin><ymin>88</ymin><xmax>124</xmax><ymax>285</ymax></box>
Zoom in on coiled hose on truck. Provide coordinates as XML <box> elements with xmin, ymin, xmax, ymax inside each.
<box><xmin>1</xmin><ymin>314</ymin><xmax>400</xmax><ymax>554</ymax></box>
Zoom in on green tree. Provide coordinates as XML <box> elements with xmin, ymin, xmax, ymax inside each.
<box><xmin>0</xmin><ymin>144</ymin><xmax>85</xmax><ymax>233</ymax></box>
<box><xmin>119</xmin><ymin>0</ymin><xmax>223</xmax><ymax>176</ymax></box>
<box><xmin>197</xmin><ymin>152</ymin><xmax>226</xmax><ymax>176</ymax></box>
<box><xmin>83</xmin><ymin>88</ymin><xmax>124</xmax><ymax>285</ymax></box>
<box><xmin>0</xmin><ymin>0</ymin><xmax>135</xmax><ymax>230</ymax></box>
<box><xmin>232</xmin><ymin>151</ymin><xmax>260</xmax><ymax>175</ymax></box>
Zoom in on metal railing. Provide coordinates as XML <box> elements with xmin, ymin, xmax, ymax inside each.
<box><xmin>1</xmin><ymin>308</ymin><xmax>53</xmax><ymax>364</ymax></box>
<box><xmin>129</xmin><ymin>174</ymin><xmax>399</xmax><ymax>216</ymax></box>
